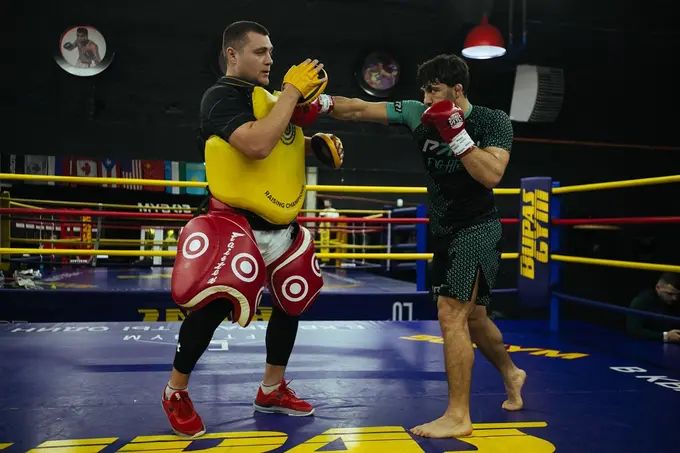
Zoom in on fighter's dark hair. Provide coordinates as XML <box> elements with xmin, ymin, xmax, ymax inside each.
<box><xmin>417</xmin><ymin>54</ymin><xmax>469</xmax><ymax>94</ymax></box>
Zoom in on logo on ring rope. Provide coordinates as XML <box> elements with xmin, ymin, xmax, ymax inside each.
<box><xmin>231</xmin><ymin>253</ymin><xmax>259</xmax><ymax>282</ymax></box>
<box><xmin>182</xmin><ymin>232</ymin><xmax>209</xmax><ymax>259</ymax></box>
<box><xmin>281</xmin><ymin>275</ymin><xmax>309</xmax><ymax>303</ymax></box>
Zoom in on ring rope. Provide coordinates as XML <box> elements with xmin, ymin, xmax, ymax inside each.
<box><xmin>553</xmin><ymin>292</ymin><xmax>680</xmax><ymax>323</ymax></box>
<box><xmin>306</xmin><ymin>184</ymin><xmax>520</xmax><ymax>195</ymax></box>
<box><xmin>300</xmin><ymin>209</ymin><xmax>390</xmax><ymax>215</ymax></box>
<box><xmin>9</xmin><ymin>201</ymin><xmax>44</xmax><ymax>209</ymax></box>
<box><xmin>4</xmin><ymin>248</ymin><xmax>675</xmax><ymax>272</ymax></box>
<box><xmin>9</xmin><ymin>197</ymin><xmax>197</xmax><ymax>212</ymax></box>
<box><xmin>1</xmin><ymin>208</ymin><xmax>190</xmax><ymax>220</ymax></box>
<box><xmin>299</xmin><ymin>216</ymin><xmax>428</xmax><ymax>224</ymax></box>
<box><xmin>3</xmin><ymin>173</ymin><xmax>677</xmax><ymax>196</ymax></box>
<box><xmin>552</xmin><ymin>216</ymin><xmax>680</xmax><ymax>225</ymax></box>
<box><xmin>552</xmin><ymin>174</ymin><xmax>680</xmax><ymax>194</ymax></box>
<box><xmin>0</xmin><ymin>173</ymin><xmax>520</xmax><ymax>195</ymax></box>
<box><xmin>0</xmin><ymin>173</ymin><xmax>202</xmax><ymax>187</ymax></box>
<box><xmin>551</xmin><ymin>254</ymin><xmax>680</xmax><ymax>273</ymax></box>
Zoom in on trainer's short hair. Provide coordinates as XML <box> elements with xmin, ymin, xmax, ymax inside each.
<box><xmin>222</xmin><ymin>21</ymin><xmax>269</xmax><ymax>51</ymax></box>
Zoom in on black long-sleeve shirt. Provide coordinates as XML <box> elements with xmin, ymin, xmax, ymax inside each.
<box><xmin>626</xmin><ymin>289</ymin><xmax>680</xmax><ymax>341</ymax></box>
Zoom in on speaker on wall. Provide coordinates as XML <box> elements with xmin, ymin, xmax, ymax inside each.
<box><xmin>510</xmin><ymin>64</ymin><xmax>564</xmax><ymax>123</ymax></box>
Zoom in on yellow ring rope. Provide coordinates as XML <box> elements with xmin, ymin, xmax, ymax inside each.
<box><xmin>0</xmin><ymin>173</ymin><xmax>520</xmax><ymax>195</ymax></box>
<box><xmin>4</xmin><ymin>173</ymin><xmax>678</xmax><ymax>196</ymax></box>
<box><xmin>9</xmin><ymin>197</ymin><xmax>197</xmax><ymax>212</ymax></box>
<box><xmin>551</xmin><ymin>254</ymin><xmax>680</xmax><ymax>273</ymax></box>
<box><xmin>553</xmin><ymin>175</ymin><xmax>680</xmax><ymax>194</ymax></box>
<box><xmin>9</xmin><ymin>201</ymin><xmax>44</xmax><ymax>209</ymax></box>
<box><xmin>5</xmin><ymin>248</ymin><xmax>676</xmax><ymax>272</ymax></box>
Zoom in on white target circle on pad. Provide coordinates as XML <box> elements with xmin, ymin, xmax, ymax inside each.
<box><xmin>281</xmin><ymin>276</ymin><xmax>309</xmax><ymax>302</ymax></box>
<box><xmin>231</xmin><ymin>253</ymin><xmax>259</xmax><ymax>282</ymax></box>
<box><xmin>182</xmin><ymin>232</ymin><xmax>209</xmax><ymax>259</ymax></box>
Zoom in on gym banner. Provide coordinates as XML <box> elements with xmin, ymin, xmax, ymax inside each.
<box><xmin>517</xmin><ymin>177</ymin><xmax>552</xmax><ymax>308</ymax></box>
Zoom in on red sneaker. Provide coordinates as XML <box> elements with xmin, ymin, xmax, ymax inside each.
<box><xmin>253</xmin><ymin>379</ymin><xmax>315</xmax><ymax>416</ymax></box>
<box><xmin>161</xmin><ymin>389</ymin><xmax>206</xmax><ymax>438</ymax></box>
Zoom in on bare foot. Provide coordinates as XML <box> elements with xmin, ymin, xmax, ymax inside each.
<box><xmin>410</xmin><ymin>415</ymin><xmax>473</xmax><ymax>438</ymax></box>
<box><xmin>502</xmin><ymin>368</ymin><xmax>526</xmax><ymax>411</ymax></box>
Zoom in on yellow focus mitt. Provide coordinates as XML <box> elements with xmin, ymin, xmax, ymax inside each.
<box><xmin>311</xmin><ymin>133</ymin><xmax>343</xmax><ymax>169</ymax></box>
<box><xmin>283</xmin><ymin>60</ymin><xmax>328</xmax><ymax>105</ymax></box>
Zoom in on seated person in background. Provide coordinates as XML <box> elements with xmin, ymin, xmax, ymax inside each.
<box><xmin>319</xmin><ymin>199</ymin><xmax>340</xmax><ymax>219</ymax></box>
<box><xmin>626</xmin><ymin>272</ymin><xmax>680</xmax><ymax>343</ymax></box>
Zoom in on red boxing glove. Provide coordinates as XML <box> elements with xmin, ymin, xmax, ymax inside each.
<box><xmin>421</xmin><ymin>100</ymin><xmax>475</xmax><ymax>158</ymax></box>
<box><xmin>289</xmin><ymin>94</ymin><xmax>335</xmax><ymax>128</ymax></box>
<box><xmin>290</xmin><ymin>103</ymin><xmax>320</xmax><ymax>127</ymax></box>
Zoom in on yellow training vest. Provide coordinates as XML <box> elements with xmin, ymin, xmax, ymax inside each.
<box><xmin>204</xmin><ymin>86</ymin><xmax>306</xmax><ymax>225</ymax></box>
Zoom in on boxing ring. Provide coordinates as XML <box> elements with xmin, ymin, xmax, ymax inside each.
<box><xmin>0</xmin><ymin>182</ymin><xmax>520</xmax><ymax>323</ymax></box>
<box><xmin>1</xmin><ymin>172</ymin><xmax>679</xmax><ymax>452</ymax></box>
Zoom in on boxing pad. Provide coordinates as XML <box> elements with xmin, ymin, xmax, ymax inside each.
<box><xmin>311</xmin><ymin>133</ymin><xmax>344</xmax><ymax>169</ymax></box>
<box><xmin>171</xmin><ymin>202</ymin><xmax>267</xmax><ymax>327</ymax></box>
<box><xmin>267</xmin><ymin>225</ymin><xmax>323</xmax><ymax>316</ymax></box>
<box><xmin>283</xmin><ymin>61</ymin><xmax>328</xmax><ymax>105</ymax></box>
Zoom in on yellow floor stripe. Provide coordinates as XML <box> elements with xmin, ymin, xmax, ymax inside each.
<box><xmin>34</xmin><ymin>438</ymin><xmax>118</xmax><ymax>447</ymax></box>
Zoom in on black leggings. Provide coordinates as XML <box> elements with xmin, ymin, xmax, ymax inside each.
<box><xmin>173</xmin><ymin>301</ymin><xmax>299</xmax><ymax>374</ymax></box>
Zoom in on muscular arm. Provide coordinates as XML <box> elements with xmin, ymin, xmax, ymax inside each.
<box><xmin>460</xmin><ymin>146</ymin><xmax>510</xmax><ymax>189</ymax></box>
<box><xmin>329</xmin><ymin>96</ymin><xmax>388</xmax><ymax>124</ymax></box>
<box><xmin>228</xmin><ymin>86</ymin><xmax>300</xmax><ymax>160</ymax></box>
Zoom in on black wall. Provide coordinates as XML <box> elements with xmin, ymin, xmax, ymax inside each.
<box><xmin>8</xmin><ymin>0</ymin><xmax>680</xmax><ymax>156</ymax></box>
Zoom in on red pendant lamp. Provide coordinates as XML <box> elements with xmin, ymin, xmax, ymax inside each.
<box><xmin>462</xmin><ymin>15</ymin><xmax>506</xmax><ymax>59</ymax></box>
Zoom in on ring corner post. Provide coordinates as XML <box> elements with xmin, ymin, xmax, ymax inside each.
<box><xmin>516</xmin><ymin>177</ymin><xmax>552</xmax><ymax>323</ymax></box>
<box><xmin>549</xmin><ymin>180</ymin><xmax>561</xmax><ymax>332</ymax></box>
<box><xmin>0</xmin><ymin>191</ymin><xmax>10</xmax><ymax>272</ymax></box>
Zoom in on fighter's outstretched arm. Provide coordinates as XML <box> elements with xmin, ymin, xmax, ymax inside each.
<box><xmin>329</xmin><ymin>96</ymin><xmax>388</xmax><ymax>125</ymax></box>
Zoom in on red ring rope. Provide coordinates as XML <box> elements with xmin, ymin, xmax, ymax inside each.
<box><xmin>552</xmin><ymin>216</ymin><xmax>680</xmax><ymax>225</ymax></box>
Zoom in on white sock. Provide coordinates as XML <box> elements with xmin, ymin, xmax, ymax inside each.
<box><xmin>165</xmin><ymin>383</ymin><xmax>187</xmax><ymax>400</ymax></box>
<box><xmin>260</xmin><ymin>381</ymin><xmax>281</xmax><ymax>395</ymax></box>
